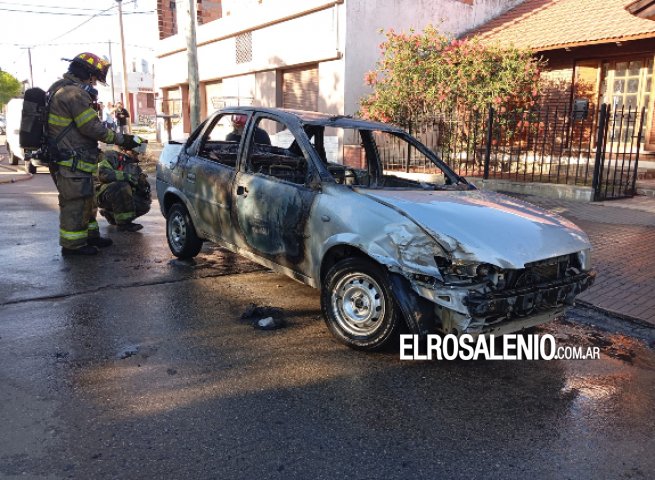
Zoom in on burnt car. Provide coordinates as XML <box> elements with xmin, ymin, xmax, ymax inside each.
<box><xmin>156</xmin><ymin>107</ymin><xmax>595</xmax><ymax>350</ymax></box>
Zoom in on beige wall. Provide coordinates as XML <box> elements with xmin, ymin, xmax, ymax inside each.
<box><xmin>344</xmin><ymin>0</ymin><xmax>526</xmax><ymax>115</ymax></box>
<box><xmin>155</xmin><ymin>0</ymin><xmax>526</xmax><ymax>132</ymax></box>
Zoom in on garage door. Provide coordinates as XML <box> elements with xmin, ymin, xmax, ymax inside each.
<box><xmin>282</xmin><ymin>65</ymin><xmax>318</xmax><ymax>112</ymax></box>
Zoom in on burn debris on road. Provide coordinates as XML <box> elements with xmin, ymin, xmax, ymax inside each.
<box><xmin>240</xmin><ymin>303</ymin><xmax>286</xmax><ymax>330</ymax></box>
<box><xmin>117</xmin><ymin>344</ymin><xmax>140</xmax><ymax>359</ymax></box>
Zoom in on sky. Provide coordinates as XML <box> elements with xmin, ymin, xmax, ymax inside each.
<box><xmin>0</xmin><ymin>0</ymin><xmax>159</xmax><ymax>89</ymax></box>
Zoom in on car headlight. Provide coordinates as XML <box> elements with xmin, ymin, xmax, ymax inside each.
<box><xmin>577</xmin><ymin>249</ymin><xmax>592</xmax><ymax>271</ymax></box>
<box><xmin>435</xmin><ymin>256</ymin><xmax>496</xmax><ymax>280</ymax></box>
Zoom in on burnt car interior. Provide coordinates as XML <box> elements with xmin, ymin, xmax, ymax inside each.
<box><xmin>248</xmin><ymin>143</ymin><xmax>307</xmax><ymax>184</ymax></box>
<box><xmin>197</xmin><ymin>113</ymin><xmax>242</xmax><ymax>168</ymax></box>
<box><xmin>245</xmin><ymin>117</ymin><xmax>309</xmax><ymax>185</ymax></box>
<box><xmin>201</xmin><ymin>141</ymin><xmax>239</xmax><ymax>167</ymax></box>
<box><xmin>302</xmin><ymin>124</ymin><xmax>467</xmax><ymax>190</ymax></box>
<box><xmin>194</xmin><ymin>112</ymin><xmax>469</xmax><ymax>190</ymax></box>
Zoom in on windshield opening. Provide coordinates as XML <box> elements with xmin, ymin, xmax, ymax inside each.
<box><xmin>305</xmin><ymin>125</ymin><xmax>466</xmax><ymax>190</ymax></box>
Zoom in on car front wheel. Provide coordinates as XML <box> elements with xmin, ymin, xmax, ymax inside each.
<box><xmin>321</xmin><ymin>257</ymin><xmax>402</xmax><ymax>350</ymax></box>
<box><xmin>166</xmin><ymin>203</ymin><xmax>203</xmax><ymax>259</ymax></box>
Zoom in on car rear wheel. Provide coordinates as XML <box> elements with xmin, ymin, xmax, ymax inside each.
<box><xmin>166</xmin><ymin>203</ymin><xmax>203</xmax><ymax>259</ymax></box>
<box><xmin>321</xmin><ymin>257</ymin><xmax>402</xmax><ymax>350</ymax></box>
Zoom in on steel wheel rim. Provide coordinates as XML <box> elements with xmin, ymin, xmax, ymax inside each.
<box><xmin>169</xmin><ymin>211</ymin><xmax>187</xmax><ymax>251</ymax></box>
<box><xmin>331</xmin><ymin>272</ymin><xmax>385</xmax><ymax>336</ymax></box>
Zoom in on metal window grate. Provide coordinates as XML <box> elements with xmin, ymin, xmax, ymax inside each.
<box><xmin>235</xmin><ymin>32</ymin><xmax>252</xmax><ymax>64</ymax></box>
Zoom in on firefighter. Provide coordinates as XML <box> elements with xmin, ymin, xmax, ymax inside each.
<box><xmin>47</xmin><ymin>52</ymin><xmax>143</xmax><ymax>255</ymax></box>
<box><xmin>96</xmin><ymin>145</ymin><xmax>151</xmax><ymax>232</ymax></box>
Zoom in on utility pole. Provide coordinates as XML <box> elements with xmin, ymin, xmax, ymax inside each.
<box><xmin>108</xmin><ymin>40</ymin><xmax>116</xmax><ymax>104</ymax></box>
<box><xmin>116</xmin><ymin>0</ymin><xmax>132</xmax><ymax>133</ymax></box>
<box><xmin>26</xmin><ymin>47</ymin><xmax>34</xmax><ymax>87</ymax></box>
<box><xmin>186</xmin><ymin>0</ymin><xmax>200</xmax><ymax>131</ymax></box>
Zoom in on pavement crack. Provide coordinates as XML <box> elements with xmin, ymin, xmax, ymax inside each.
<box><xmin>0</xmin><ymin>270</ymin><xmax>263</xmax><ymax>307</ymax></box>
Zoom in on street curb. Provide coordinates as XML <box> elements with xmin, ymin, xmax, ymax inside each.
<box><xmin>0</xmin><ymin>164</ymin><xmax>33</xmax><ymax>184</ymax></box>
<box><xmin>576</xmin><ymin>299</ymin><xmax>655</xmax><ymax>331</ymax></box>
<box><xmin>569</xmin><ymin>304</ymin><xmax>655</xmax><ymax>347</ymax></box>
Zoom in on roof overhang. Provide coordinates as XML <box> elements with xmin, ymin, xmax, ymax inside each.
<box><xmin>626</xmin><ymin>0</ymin><xmax>655</xmax><ymax>20</ymax></box>
<box><xmin>533</xmin><ymin>31</ymin><xmax>655</xmax><ymax>52</ymax></box>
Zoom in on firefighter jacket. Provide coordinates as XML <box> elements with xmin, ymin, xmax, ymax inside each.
<box><xmin>47</xmin><ymin>73</ymin><xmax>125</xmax><ymax>174</ymax></box>
<box><xmin>96</xmin><ymin>149</ymin><xmax>147</xmax><ymax>197</ymax></box>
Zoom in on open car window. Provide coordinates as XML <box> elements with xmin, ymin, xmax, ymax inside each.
<box><xmin>307</xmin><ymin>125</ymin><xmax>461</xmax><ymax>190</ymax></box>
<box><xmin>197</xmin><ymin>113</ymin><xmax>246</xmax><ymax>168</ymax></box>
<box><xmin>245</xmin><ymin>117</ymin><xmax>308</xmax><ymax>185</ymax></box>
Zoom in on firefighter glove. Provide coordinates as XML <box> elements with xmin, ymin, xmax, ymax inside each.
<box><xmin>121</xmin><ymin>134</ymin><xmax>145</xmax><ymax>151</ymax></box>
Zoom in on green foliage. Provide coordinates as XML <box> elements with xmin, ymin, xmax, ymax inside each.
<box><xmin>0</xmin><ymin>70</ymin><xmax>23</xmax><ymax>109</ymax></box>
<box><xmin>360</xmin><ymin>26</ymin><xmax>546</xmax><ymax>127</ymax></box>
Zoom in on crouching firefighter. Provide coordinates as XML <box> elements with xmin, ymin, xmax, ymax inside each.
<box><xmin>47</xmin><ymin>52</ymin><xmax>143</xmax><ymax>256</ymax></box>
<box><xmin>96</xmin><ymin>143</ymin><xmax>151</xmax><ymax>232</ymax></box>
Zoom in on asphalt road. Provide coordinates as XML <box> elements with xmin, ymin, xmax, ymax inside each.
<box><xmin>1</xmin><ymin>158</ymin><xmax>655</xmax><ymax>479</ymax></box>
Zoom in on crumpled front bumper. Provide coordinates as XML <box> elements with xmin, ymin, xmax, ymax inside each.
<box><xmin>464</xmin><ymin>270</ymin><xmax>596</xmax><ymax>318</ymax></box>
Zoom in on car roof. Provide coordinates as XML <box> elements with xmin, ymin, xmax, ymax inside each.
<box><xmin>220</xmin><ymin>106</ymin><xmax>405</xmax><ymax>133</ymax></box>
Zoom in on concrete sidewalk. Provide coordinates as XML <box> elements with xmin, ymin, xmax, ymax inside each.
<box><xmin>0</xmin><ymin>162</ymin><xmax>31</xmax><ymax>184</ymax></box>
<box><xmin>506</xmin><ymin>193</ymin><xmax>655</xmax><ymax>328</ymax></box>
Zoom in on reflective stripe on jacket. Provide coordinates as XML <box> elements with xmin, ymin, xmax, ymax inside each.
<box><xmin>57</xmin><ymin>158</ymin><xmax>98</xmax><ymax>174</ymax></box>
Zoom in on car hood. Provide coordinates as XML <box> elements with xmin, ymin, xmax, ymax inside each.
<box><xmin>357</xmin><ymin>189</ymin><xmax>591</xmax><ymax>269</ymax></box>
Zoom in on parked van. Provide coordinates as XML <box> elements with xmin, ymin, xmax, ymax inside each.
<box><xmin>5</xmin><ymin>98</ymin><xmax>38</xmax><ymax>174</ymax></box>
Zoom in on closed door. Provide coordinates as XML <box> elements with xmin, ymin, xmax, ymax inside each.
<box><xmin>600</xmin><ymin>58</ymin><xmax>652</xmax><ymax>147</ymax></box>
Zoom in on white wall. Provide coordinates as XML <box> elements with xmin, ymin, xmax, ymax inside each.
<box><xmin>343</xmin><ymin>0</ymin><xmax>526</xmax><ymax>115</ymax></box>
<box><xmin>319</xmin><ymin>58</ymin><xmax>346</xmax><ymax>114</ymax></box>
<box><xmin>156</xmin><ymin>1</ymin><xmax>342</xmax><ymax>88</ymax></box>
<box><xmin>155</xmin><ymin>0</ymin><xmax>525</xmax><ymax>120</ymax></box>
<box><xmin>255</xmin><ymin>71</ymin><xmax>277</xmax><ymax>108</ymax></box>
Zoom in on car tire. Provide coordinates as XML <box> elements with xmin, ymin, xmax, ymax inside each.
<box><xmin>166</xmin><ymin>203</ymin><xmax>203</xmax><ymax>259</ymax></box>
<box><xmin>321</xmin><ymin>257</ymin><xmax>402</xmax><ymax>351</ymax></box>
<box><xmin>25</xmin><ymin>160</ymin><xmax>37</xmax><ymax>174</ymax></box>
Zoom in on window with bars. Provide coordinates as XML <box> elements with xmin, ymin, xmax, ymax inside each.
<box><xmin>599</xmin><ymin>58</ymin><xmax>653</xmax><ymax>146</ymax></box>
<box><xmin>235</xmin><ymin>32</ymin><xmax>252</xmax><ymax>64</ymax></box>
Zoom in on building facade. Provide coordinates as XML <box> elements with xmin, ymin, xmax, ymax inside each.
<box><xmin>472</xmin><ymin>0</ymin><xmax>655</xmax><ymax>152</ymax></box>
<box><xmin>97</xmin><ymin>58</ymin><xmax>156</xmax><ymax>124</ymax></box>
<box><xmin>155</xmin><ymin>0</ymin><xmax>525</xmax><ymax>138</ymax></box>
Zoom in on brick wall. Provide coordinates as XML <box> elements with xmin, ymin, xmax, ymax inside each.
<box><xmin>198</xmin><ymin>0</ymin><xmax>222</xmax><ymax>25</ymax></box>
<box><xmin>538</xmin><ymin>53</ymin><xmax>574</xmax><ymax>114</ymax></box>
<box><xmin>158</xmin><ymin>0</ymin><xmax>177</xmax><ymax>39</ymax></box>
<box><xmin>158</xmin><ymin>0</ymin><xmax>222</xmax><ymax>40</ymax></box>
<box><xmin>136</xmin><ymin>92</ymin><xmax>156</xmax><ymax>116</ymax></box>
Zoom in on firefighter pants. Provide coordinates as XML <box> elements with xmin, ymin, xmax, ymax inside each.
<box><xmin>55</xmin><ymin>167</ymin><xmax>99</xmax><ymax>249</ymax></box>
<box><xmin>97</xmin><ymin>181</ymin><xmax>150</xmax><ymax>225</ymax></box>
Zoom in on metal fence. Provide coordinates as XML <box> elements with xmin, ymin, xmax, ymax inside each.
<box><xmin>382</xmin><ymin>103</ymin><xmax>645</xmax><ymax>201</ymax></box>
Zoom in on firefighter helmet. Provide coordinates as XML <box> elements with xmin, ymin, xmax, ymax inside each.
<box><xmin>66</xmin><ymin>52</ymin><xmax>111</xmax><ymax>85</ymax></box>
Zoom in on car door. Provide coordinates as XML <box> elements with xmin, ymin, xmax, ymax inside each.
<box><xmin>233</xmin><ymin>114</ymin><xmax>318</xmax><ymax>270</ymax></box>
<box><xmin>184</xmin><ymin>113</ymin><xmax>243</xmax><ymax>243</ymax></box>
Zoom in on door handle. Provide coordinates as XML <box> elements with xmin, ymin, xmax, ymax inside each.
<box><xmin>236</xmin><ymin>185</ymin><xmax>248</xmax><ymax>197</ymax></box>
<box><xmin>186</xmin><ymin>172</ymin><xmax>196</xmax><ymax>183</ymax></box>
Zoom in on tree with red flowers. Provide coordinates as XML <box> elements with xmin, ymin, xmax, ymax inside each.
<box><xmin>359</xmin><ymin>26</ymin><xmax>545</xmax><ymax>127</ymax></box>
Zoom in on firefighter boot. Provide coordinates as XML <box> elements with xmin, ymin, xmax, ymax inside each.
<box><xmin>88</xmin><ymin>236</ymin><xmax>114</xmax><ymax>248</ymax></box>
<box><xmin>117</xmin><ymin>222</ymin><xmax>143</xmax><ymax>232</ymax></box>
